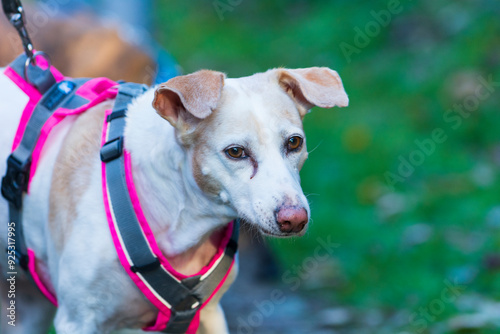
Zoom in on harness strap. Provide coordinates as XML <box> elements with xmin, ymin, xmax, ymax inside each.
<box><xmin>2</xmin><ymin>53</ymin><xmax>240</xmax><ymax>331</ymax></box>
<box><xmin>163</xmin><ymin>224</ymin><xmax>238</xmax><ymax>333</ymax></box>
<box><xmin>2</xmin><ymin>55</ymin><xmax>90</xmax><ymax>270</ymax></box>
<box><xmin>7</xmin><ymin>49</ymin><xmax>56</xmax><ymax>94</ymax></box>
<box><xmin>102</xmin><ymin>84</ymin><xmax>198</xmax><ymax>333</ymax></box>
<box><xmin>25</xmin><ymin>56</ymin><xmax>56</xmax><ymax>94</ymax></box>
<box><xmin>101</xmin><ymin>84</ymin><xmax>239</xmax><ymax>333</ymax></box>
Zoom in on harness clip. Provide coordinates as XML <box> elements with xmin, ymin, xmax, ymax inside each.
<box><xmin>100</xmin><ymin>137</ymin><xmax>123</xmax><ymax>163</ymax></box>
<box><xmin>1</xmin><ymin>155</ymin><xmax>29</xmax><ymax>209</ymax></box>
<box><xmin>174</xmin><ymin>294</ymin><xmax>201</xmax><ymax>311</ymax></box>
<box><xmin>130</xmin><ymin>258</ymin><xmax>161</xmax><ymax>274</ymax></box>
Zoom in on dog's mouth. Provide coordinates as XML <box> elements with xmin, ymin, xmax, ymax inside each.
<box><xmin>257</xmin><ymin>226</ymin><xmax>305</xmax><ymax>238</ymax></box>
<box><xmin>258</xmin><ymin>227</ymin><xmax>282</xmax><ymax>236</ymax></box>
<box><xmin>239</xmin><ymin>217</ymin><xmax>307</xmax><ymax>237</ymax></box>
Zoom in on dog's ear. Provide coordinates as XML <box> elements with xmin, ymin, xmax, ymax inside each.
<box><xmin>152</xmin><ymin>70</ymin><xmax>226</xmax><ymax>128</ymax></box>
<box><xmin>277</xmin><ymin>67</ymin><xmax>348</xmax><ymax>116</ymax></box>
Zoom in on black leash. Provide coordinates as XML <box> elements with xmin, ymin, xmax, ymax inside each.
<box><xmin>2</xmin><ymin>0</ymin><xmax>34</xmax><ymax>62</ymax></box>
<box><xmin>2</xmin><ymin>0</ymin><xmax>55</xmax><ymax>91</ymax></box>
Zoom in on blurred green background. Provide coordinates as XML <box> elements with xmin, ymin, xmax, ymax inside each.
<box><xmin>152</xmin><ymin>0</ymin><xmax>500</xmax><ymax>333</ymax></box>
<box><xmin>9</xmin><ymin>0</ymin><xmax>490</xmax><ymax>332</ymax></box>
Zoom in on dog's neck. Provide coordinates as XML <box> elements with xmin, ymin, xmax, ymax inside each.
<box><xmin>123</xmin><ymin>89</ymin><xmax>237</xmax><ymax>261</ymax></box>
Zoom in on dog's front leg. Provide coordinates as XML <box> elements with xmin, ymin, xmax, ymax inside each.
<box><xmin>53</xmin><ymin>306</ymin><xmax>109</xmax><ymax>334</ymax></box>
<box><xmin>197</xmin><ymin>262</ymin><xmax>238</xmax><ymax>334</ymax></box>
<box><xmin>198</xmin><ymin>303</ymin><xmax>229</xmax><ymax>334</ymax></box>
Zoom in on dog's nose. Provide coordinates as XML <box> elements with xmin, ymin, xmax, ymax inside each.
<box><xmin>276</xmin><ymin>206</ymin><xmax>308</xmax><ymax>233</ymax></box>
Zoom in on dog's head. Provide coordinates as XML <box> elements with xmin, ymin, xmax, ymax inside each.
<box><xmin>152</xmin><ymin>67</ymin><xmax>348</xmax><ymax>237</ymax></box>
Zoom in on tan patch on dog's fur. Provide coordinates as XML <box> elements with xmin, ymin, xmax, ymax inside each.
<box><xmin>49</xmin><ymin>101</ymin><xmax>113</xmax><ymax>251</ymax></box>
<box><xmin>192</xmin><ymin>143</ymin><xmax>222</xmax><ymax>196</ymax></box>
<box><xmin>168</xmin><ymin>225</ymin><xmax>230</xmax><ymax>276</ymax></box>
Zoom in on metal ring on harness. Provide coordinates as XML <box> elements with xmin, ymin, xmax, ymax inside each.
<box><xmin>24</xmin><ymin>51</ymin><xmax>51</xmax><ymax>85</ymax></box>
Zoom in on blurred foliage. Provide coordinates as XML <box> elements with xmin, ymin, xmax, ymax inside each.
<box><xmin>155</xmin><ymin>0</ymin><xmax>500</xmax><ymax>331</ymax></box>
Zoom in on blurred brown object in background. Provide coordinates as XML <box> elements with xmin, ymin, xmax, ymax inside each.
<box><xmin>0</xmin><ymin>8</ymin><xmax>156</xmax><ymax>84</ymax></box>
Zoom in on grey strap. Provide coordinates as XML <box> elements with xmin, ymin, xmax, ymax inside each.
<box><xmin>103</xmin><ymin>83</ymin><xmax>198</xmax><ymax>334</ymax></box>
<box><xmin>1</xmin><ymin>56</ymin><xmax>90</xmax><ymax>270</ymax></box>
<box><xmin>163</xmin><ymin>221</ymin><xmax>239</xmax><ymax>334</ymax></box>
<box><xmin>11</xmin><ymin>79</ymin><xmax>89</xmax><ymax>167</ymax></box>
<box><xmin>192</xmin><ymin>232</ymin><xmax>238</xmax><ymax>304</ymax></box>
<box><xmin>10</xmin><ymin>54</ymin><xmax>56</xmax><ymax>94</ymax></box>
<box><xmin>26</xmin><ymin>63</ymin><xmax>56</xmax><ymax>94</ymax></box>
<box><xmin>102</xmin><ymin>83</ymin><xmax>240</xmax><ymax>334</ymax></box>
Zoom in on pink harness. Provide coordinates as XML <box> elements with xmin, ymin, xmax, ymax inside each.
<box><xmin>3</xmin><ymin>55</ymin><xmax>238</xmax><ymax>333</ymax></box>
<box><xmin>4</xmin><ymin>56</ymin><xmax>117</xmax><ymax>305</ymax></box>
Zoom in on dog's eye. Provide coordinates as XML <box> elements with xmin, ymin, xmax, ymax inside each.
<box><xmin>287</xmin><ymin>136</ymin><xmax>303</xmax><ymax>152</ymax></box>
<box><xmin>226</xmin><ymin>146</ymin><xmax>246</xmax><ymax>159</ymax></box>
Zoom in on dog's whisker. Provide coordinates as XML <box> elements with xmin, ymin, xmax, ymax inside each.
<box><xmin>307</xmin><ymin>140</ymin><xmax>324</xmax><ymax>155</ymax></box>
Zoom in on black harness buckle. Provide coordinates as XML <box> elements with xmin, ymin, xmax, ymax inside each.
<box><xmin>12</xmin><ymin>249</ymin><xmax>29</xmax><ymax>270</ymax></box>
<box><xmin>174</xmin><ymin>294</ymin><xmax>201</xmax><ymax>312</ymax></box>
<box><xmin>1</xmin><ymin>154</ymin><xmax>29</xmax><ymax>209</ymax></box>
<box><xmin>130</xmin><ymin>258</ymin><xmax>161</xmax><ymax>274</ymax></box>
<box><xmin>16</xmin><ymin>251</ymin><xmax>29</xmax><ymax>270</ymax></box>
<box><xmin>100</xmin><ymin>137</ymin><xmax>123</xmax><ymax>163</ymax></box>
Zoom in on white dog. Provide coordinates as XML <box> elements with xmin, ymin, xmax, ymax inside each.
<box><xmin>0</xmin><ymin>66</ymin><xmax>348</xmax><ymax>333</ymax></box>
